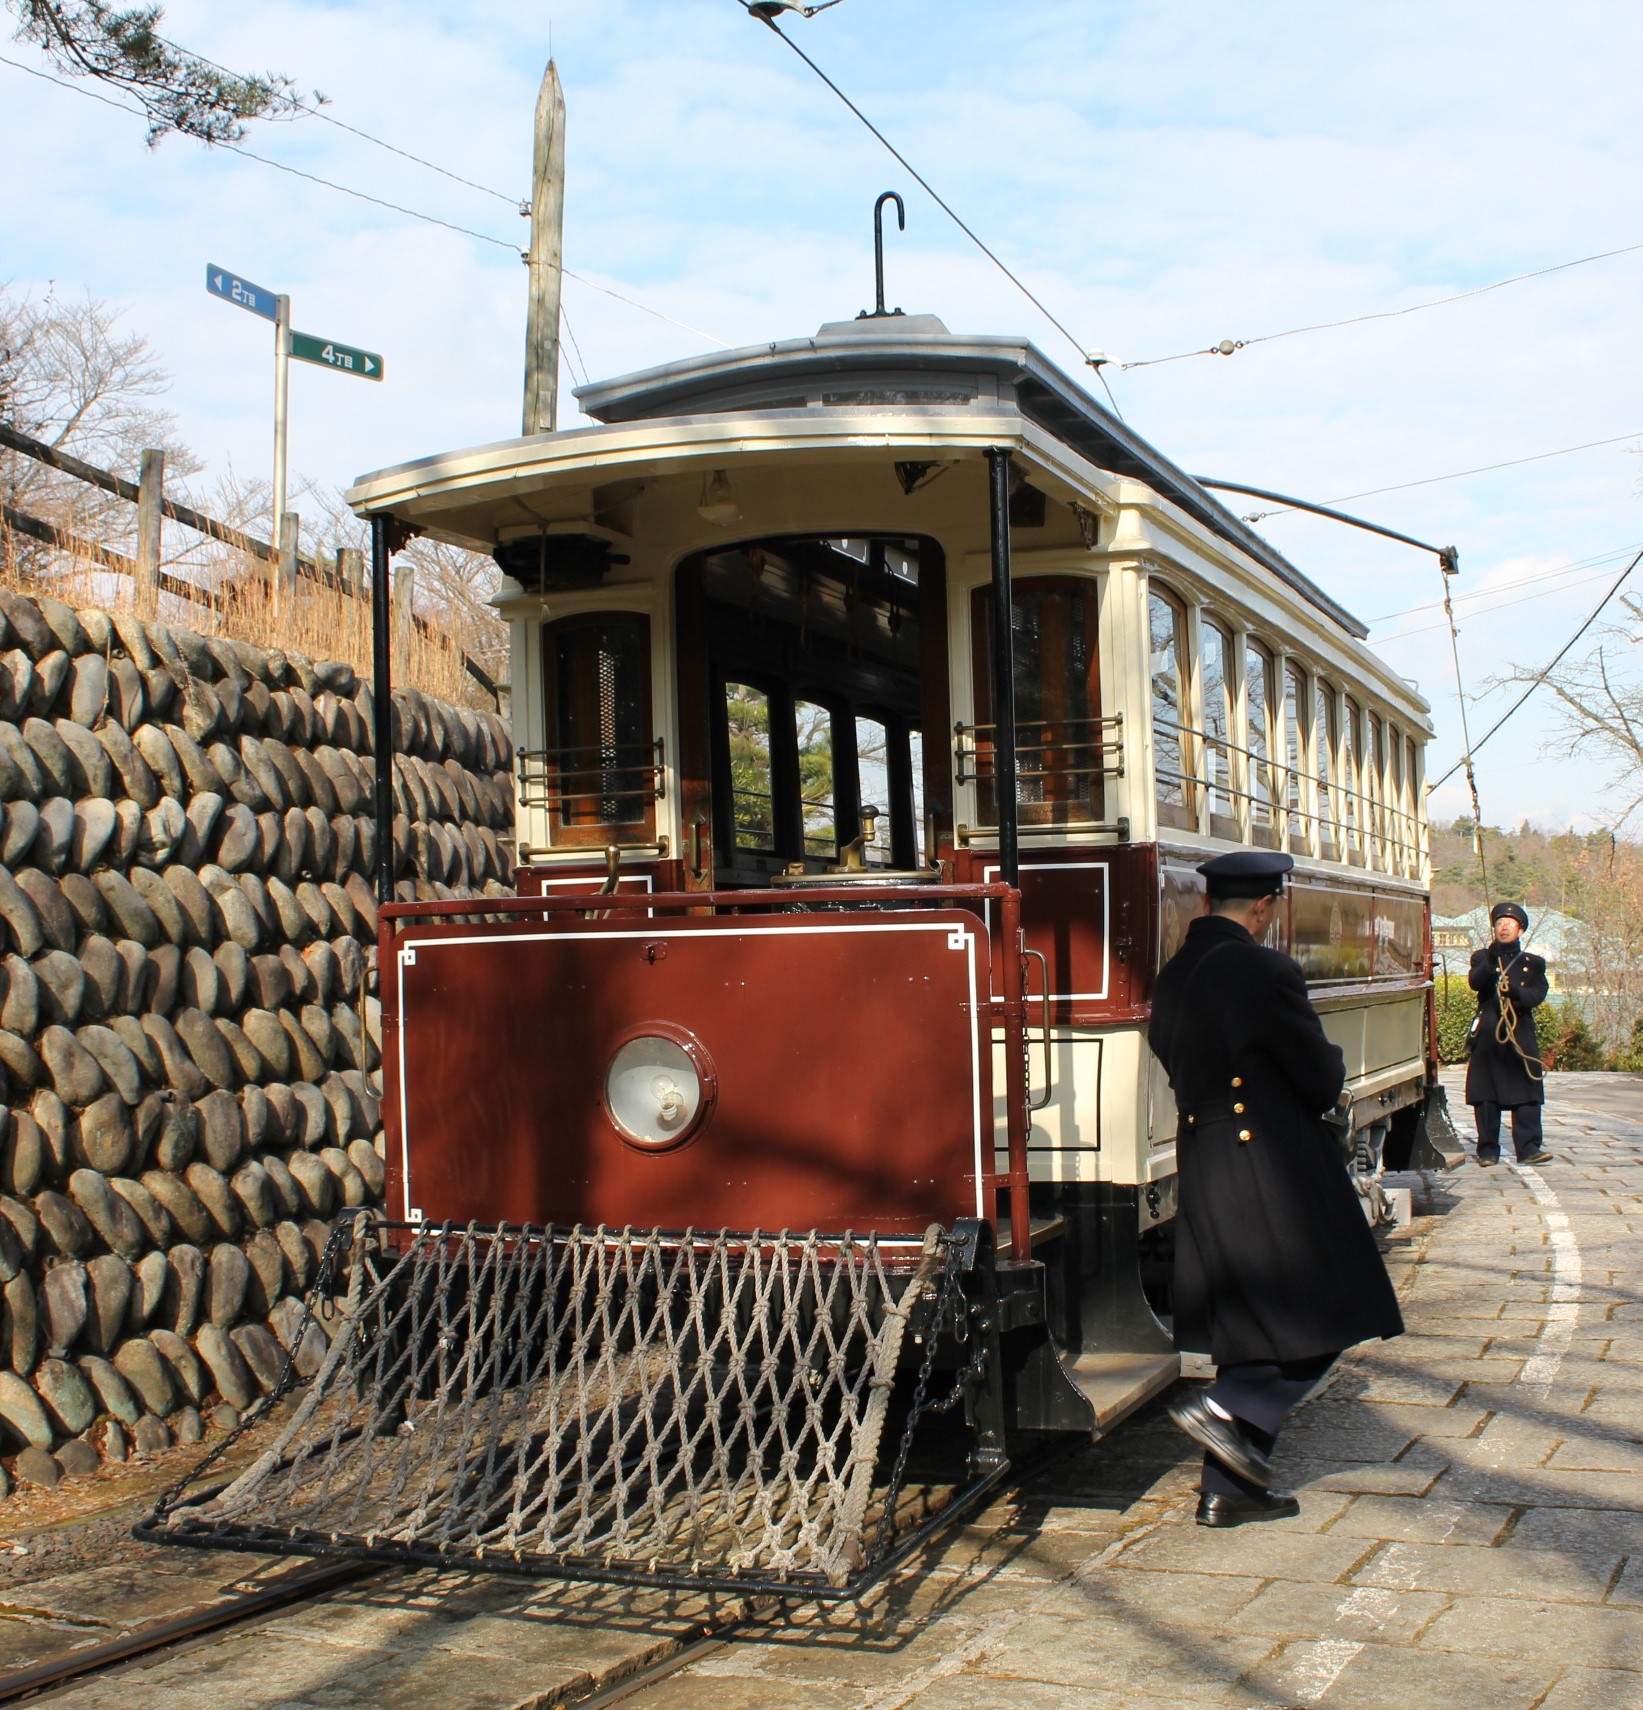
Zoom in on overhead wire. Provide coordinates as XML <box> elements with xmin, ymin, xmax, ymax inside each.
<box><xmin>0</xmin><ymin>48</ymin><xmax>730</xmax><ymax>349</ymax></box>
<box><xmin>1244</xmin><ymin>429</ymin><xmax>1643</xmax><ymax>521</ymax></box>
<box><xmin>1122</xmin><ymin>238</ymin><xmax>1643</xmax><ymax>371</ymax></box>
<box><xmin>558</xmin><ymin>303</ymin><xmax>590</xmax><ymax>388</ymax></box>
<box><xmin>153</xmin><ymin>32</ymin><xmax>528</xmax><ymax>210</ymax></box>
<box><xmin>214</xmin><ymin>138</ymin><xmax>523</xmax><ymax>251</ymax></box>
<box><xmin>1370</xmin><ymin>543</ymin><xmax>1641</xmax><ymax>624</ymax></box>
<box><xmin>1375</xmin><ymin>555</ymin><xmax>1641</xmax><ymax>642</ymax></box>
<box><xmin>738</xmin><ymin>4</ymin><xmax>1116</xmax><ymax>402</ymax></box>
<box><xmin>1430</xmin><ymin>546</ymin><xmax>1643</xmax><ymax>790</ymax></box>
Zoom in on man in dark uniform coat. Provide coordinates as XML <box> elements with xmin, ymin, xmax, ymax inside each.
<box><xmin>1148</xmin><ymin>850</ymin><xmax>1404</xmax><ymax>1527</ymax></box>
<box><xmin>1464</xmin><ymin>902</ymin><xmax>1552</xmax><ymax>1167</ymax></box>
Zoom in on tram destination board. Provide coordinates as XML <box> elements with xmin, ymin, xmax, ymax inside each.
<box><xmin>290</xmin><ymin>331</ymin><xmax>384</xmax><ymax>381</ymax></box>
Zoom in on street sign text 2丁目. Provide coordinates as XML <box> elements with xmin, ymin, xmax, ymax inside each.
<box><xmin>205</xmin><ymin>264</ymin><xmax>279</xmax><ymax>322</ymax></box>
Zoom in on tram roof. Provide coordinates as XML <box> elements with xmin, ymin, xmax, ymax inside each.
<box><xmin>350</xmin><ymin>315</ymin><xmax>1368</xmax><ymax>640</ymax></box>
<box><xmin>572</xmin><ymin>318</ymin><xmax>1369</xmax><ymax>641</ymax></box>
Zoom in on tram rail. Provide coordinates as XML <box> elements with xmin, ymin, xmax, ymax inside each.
<box><xmin>0</xmin><ymin>1559</ymin><xmax>377</xmax><ymax>1706</ymax></box>
<box><xmin>0</xmin><ymin>1434</ymin><xmax>1084</xmax><ymax>1709</ymax></box>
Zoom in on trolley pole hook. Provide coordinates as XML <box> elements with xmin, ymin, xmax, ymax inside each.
<box><xmin>858</xmin><ymin>192</ymin><xmax>906</xmax><ymax>320</ymax></box>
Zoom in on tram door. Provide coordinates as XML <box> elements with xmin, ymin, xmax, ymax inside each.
<box><xmin>678</xmin><ymin>537</ymin><xmax>948</xmax><ymax>888</ymax></box>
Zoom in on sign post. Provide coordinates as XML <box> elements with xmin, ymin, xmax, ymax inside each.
<box><xmin>206</xmin><ymin>263</ymin><xmax>385</xmax><ymax>590</ymax></box>
<box><xmin>273</xmin><ymin>294</ymin><xmax>291</xmax><ymax>550</ymax></box>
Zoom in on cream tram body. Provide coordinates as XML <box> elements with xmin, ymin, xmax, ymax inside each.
<box><xmin>349</xmin><ymin>315</ymin><xmax>1433</xmax><ymax>1368</ymax></box>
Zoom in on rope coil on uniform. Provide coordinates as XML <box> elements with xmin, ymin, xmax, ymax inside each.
<box><xmin>1491</xmin><ymin>950</ymin><xmax>1546</xmax><ymax>1085</ymax></box>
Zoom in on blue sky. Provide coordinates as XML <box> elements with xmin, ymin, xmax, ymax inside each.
<box><xmin>4</xmin><ymin>0</ymin><xmax>1643</xmax><ymax>832</ymax></box>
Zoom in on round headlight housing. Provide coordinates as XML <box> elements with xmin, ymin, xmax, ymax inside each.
<box><xmin>603</xmin><ymin>1028</ymin><xmax>715</xmax><ymax>1150</ymax></box>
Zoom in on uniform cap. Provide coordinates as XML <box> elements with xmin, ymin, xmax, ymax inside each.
<box><xmin>1490</xmin><ymin>901</ymin><xmax>1529</xmax><ymax>929</ymax></box>
<box><xmin>1197</xmin><ymin>849</ymin><xmax>1294</xmax><ymax>898</ymax></box>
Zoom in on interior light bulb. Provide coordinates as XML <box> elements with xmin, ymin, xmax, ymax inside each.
<box><xmin>697</xmin><ymin>469</ymin><xmax>741</xmax><ymax>525</ymax></box>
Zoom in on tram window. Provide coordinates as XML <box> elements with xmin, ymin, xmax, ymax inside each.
<box><xmin>540</xmin><ymin>613</ymin><xmax>655</xmax><ymax>847</ymax></box>
<box><xmin>1315</xmin><ymin>680</ymin><xmax>1339</xmax><ymax>855</ymax></box>
<box><xmin>1342</xmin><ymin>695</ymin><xmax>1363</xmax><ymax>863</ymax></box>
<box><xmin>971</xmin><ymin>578</ymin><xmax>1105</xmax><ymax>827</ymax></box>
<box><xmin>726</xmin><ymin>682</ymin><xmax>777</xmax><ymax>850</ymax></box>
<box><xmin>1149</xmin><ymin>588</ymin><xmax>1194</xmax><ymax>830</ymax></box>
<box><xmin>1406</xmin><ymin>734</ymin><xmax>1421</xmax><ymax>875</ymax></box>
<box><xmin>1201</xmin><ymin>621</ymin><xmax>1235</xmax><ymax>837</ymax></box>
<box><xmin>1367</xmin><ymin>710</ymin><xmax>1385</xmax><ymax>870</ymax></box>
<box><xmin>796</xmin><ymin>699</ymin><xmax>837</xmax><ymax>857</ymax></box>
<box><xmin>1283</xmin><ymin>662</ymin><xmax>1308</xmax><ymax>851</ymax></box>
<box><xmin>1245</xmin><ymin>641</ymin><xmax>1275</xmax><ymax>846</ymax></box>
<box><xmin>908</xmin><ymin>728</ymin><xmax>926</xmax><ymax>863</ymax></box>
<box><xmin>1387</xmin><ymin>724</ymin><xmax>1404</xmax><ymax>869</ymax></box>
<box><xmin>855</xmin><ymin>716</ymin><xmax>893</xmax><ymax>866</ymax></box>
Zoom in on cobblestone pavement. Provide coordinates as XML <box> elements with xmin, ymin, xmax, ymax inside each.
<box><xmin>7</xmin><ymin>1070</ymin><xmax>1640</xmax><ymax>1709</ymax></box>
<box><xmin>624</xmin><ymin>1071</ymin><xmax>1643</xmax><ymax>1710</ymax></box>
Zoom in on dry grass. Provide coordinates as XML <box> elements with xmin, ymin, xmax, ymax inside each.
<box><xmin>0</xmin><ymin>514</ymin><xmax>487</xmax><ymax>709</ymax></box>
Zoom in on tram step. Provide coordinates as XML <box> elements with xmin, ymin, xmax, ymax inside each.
<box><xmin>1028</xmin><ymin>1216</ymin><xmax>1066</xmax><ymax>1249</ymax></box>
<box><xmin>1062</xmin><ymin>1350</ymin><xmax>1181</xmax><ymax>1435</ymax></box>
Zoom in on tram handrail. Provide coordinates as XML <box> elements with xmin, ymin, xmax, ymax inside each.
<box><xmin>516</xmin><ymin>738</ymin><xmax>667</xmax><ymax>813</ymax></box>
<box><xmin>1154</xmin><ymin>716</ymin><xmax>1422</xmax><ymax>879</ymax></box>
<box><xmin>953</xmin><ymin>714</ymin><xmax>1125</xmax><ymax>789</ymax></box>
<box><xmin>381</xmin><ymin>878</ymin><xmax>1020</xmax><ymax>921</ymax></box>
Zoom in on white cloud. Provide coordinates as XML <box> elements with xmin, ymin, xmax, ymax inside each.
<box><xmin>4</xmin><ymin>0</ymin><xmax>1643</xmax><ymax>830</ymax></box>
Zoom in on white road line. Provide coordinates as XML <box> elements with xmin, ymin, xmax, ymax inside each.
<box><xmin>1509</xmin><ymin>1163</ymin><xmax>1582</xmax><ymax>1393</ymax></box>
<box><xmin>1275</xmin><ymin>1579</ymin><xmax>1402</xmax><ymax>1701</ymax></box>
<box><xmin>1282</xmin><ymin>1636</ymin><xmax>1365</xmax><ymax>1702</ymax></box>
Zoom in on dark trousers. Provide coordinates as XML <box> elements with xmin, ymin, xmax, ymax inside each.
<box><xmin>1201</xmin><ymin>1353</ymin><xmax>1337</xmax><ymax>1496</ymax></box>
<box><xmin>1473</xmin><ymin>1101</ymin><xmax>1543</xmax><ymax>1162</ymax></box>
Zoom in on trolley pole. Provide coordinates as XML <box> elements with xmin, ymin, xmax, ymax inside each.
<box><xmin>370</xmin><ymin>514</ymin><xmax>396</xmax><ymax>908</ymax></box>
<box><xmin>985</xmin><ymin>447</ymin><xmax>1019</xmax><ymax>888</ymax></box>
<box><xmin>272</xmin><ymin>293</ymin><xmax>292</xmax><ymax>550</ymax></box>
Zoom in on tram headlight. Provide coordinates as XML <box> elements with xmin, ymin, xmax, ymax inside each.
<box><xmin>603</xmin><ymin>1029</ymin><xmax>715</xmax><ymax>1150</ymax></box>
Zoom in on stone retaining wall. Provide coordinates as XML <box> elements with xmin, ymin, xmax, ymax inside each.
<box><xmin>0</xmin><ymin>589</ymin><xmax>514</xmax><ymax>1495</ymax></box>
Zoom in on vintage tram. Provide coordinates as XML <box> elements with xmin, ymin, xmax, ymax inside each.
<box><xmin>147</xmin><ymin>306</ymin><xmax>1450</xmax><ymax>1597</ymax></box>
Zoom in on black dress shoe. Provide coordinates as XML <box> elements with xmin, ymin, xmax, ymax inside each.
<box><xmin>1196</xmin><ymin>1489</ymin><xmax>1301</xmax><ymax>1528</ymax></box>
<box><xmin>1517</xmin><ymin>1151</ymin><xmax>1554</xmax><ymax>1165</ymax></box>
<box><xmin>1168</xmin><ymin>1393</ymin><xmax>1273</xmax><ymax>1488</ymax></box>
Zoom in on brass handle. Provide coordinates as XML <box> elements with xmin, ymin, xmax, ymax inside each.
<box><xmin>1023</xmin><ymin>946</ymin><xmax>1053</xmax><ymax>1112</ymax></box>
<box><xmin>690</xmin><ymin>817</ymin><xmax>707</xmax><ymax>881</ymax></box>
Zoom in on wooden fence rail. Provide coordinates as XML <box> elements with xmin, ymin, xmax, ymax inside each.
<box><xmin>0</xmin><ymin>422</ymin><xmax>496</xmax><ymax>697</ymax></box>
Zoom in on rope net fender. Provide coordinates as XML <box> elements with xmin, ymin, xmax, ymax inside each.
<box><xmin>142</xmin><ymin>1218</ymin><xmax>964</xmax><ymax>1595</ymax></box>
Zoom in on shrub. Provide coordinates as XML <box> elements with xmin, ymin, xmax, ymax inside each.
<box><xmin>1433</xmin><ymin>974</ymin><xmax>1477</xmax><ymax>1065</ymax></box>
<box><xmin>1610</xmin><ymin>1014</ymin><xmax>1643</xmax><ymax>1073</ymax></box>
<box><xmin>1540</xmin><ymin>1002</ymin><xmax>1607</xmax><ymax>1072</ymax></box>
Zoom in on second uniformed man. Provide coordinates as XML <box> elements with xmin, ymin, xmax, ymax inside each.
<box><xmin>1148</xmin><ymin>850</ymin><xmax>1404</xmax><ymax>1527</ymax></box>
<box><xmin>1464</xmin><ymin>902</ymin><xmax>1552</xmax><ymax>1166</ymax></box>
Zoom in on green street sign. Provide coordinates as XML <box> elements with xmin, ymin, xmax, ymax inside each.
<box><xmin>290</xmin><ymin>331</ymin><xmax>384</xmax><ymax>381</ymax></box>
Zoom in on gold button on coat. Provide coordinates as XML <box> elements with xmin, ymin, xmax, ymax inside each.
<box><xmin>1233</xmin><ymin>1102</ymin><xmax>1245</xmax><ymax>1114</ymax></box>
<box><xmin>1238</xmin><ymin>1129</ymin><xmax>1252</xmax><ymax>1142</ymax></box>
<box><xmin>1231</xmin><ymin>1076</ymin><xmax>1243</xmax><ymax>1087</ymax></box>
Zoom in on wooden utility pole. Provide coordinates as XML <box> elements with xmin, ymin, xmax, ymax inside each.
<box><xmin>393</xmin><ymin>554</ymin><xmax>415</xmax><ymax>630</ymax></box>
<box><xmin>522</xmin><ymin>59</ymin><xmax>566</xmax><ymax>436</ymax></box>
<box><xmin>276</xmin><ymin>512</ymin><xmax>299</xmax><ymax>614</ymax></box>
<box><xmin>134</xmin><ymin>448</ymin><xmax>164</xmax><ymax>619</ymax></box>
